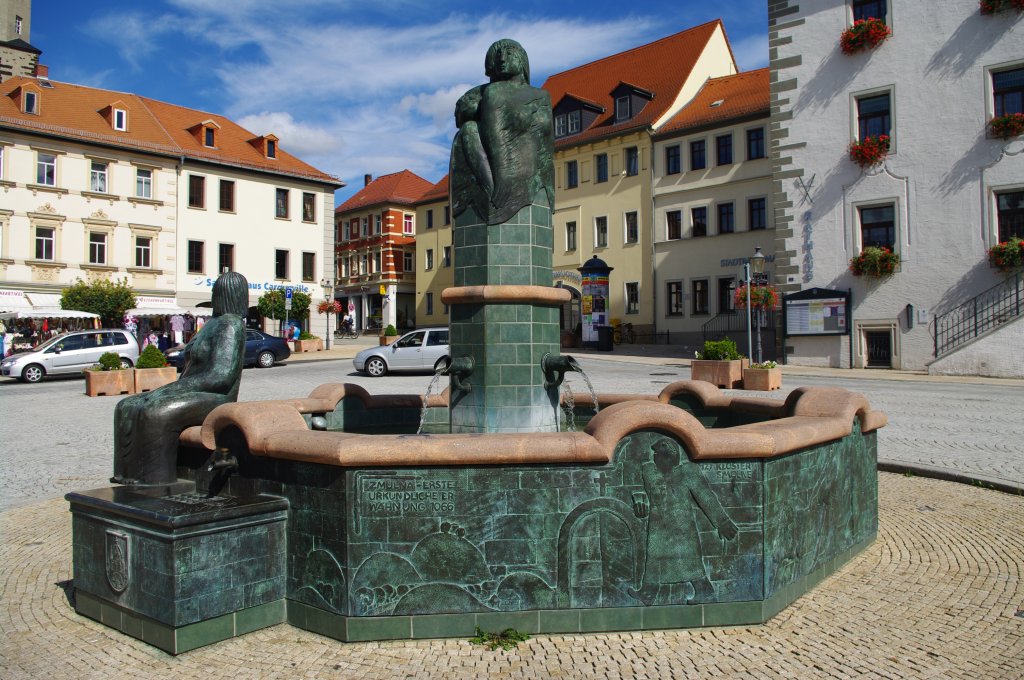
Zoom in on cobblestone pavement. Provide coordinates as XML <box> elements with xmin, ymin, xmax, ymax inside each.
<box><xmin>1</xmin><ymin>474</ymin><xmax>1021</xmax><ymax>679</ymax></box>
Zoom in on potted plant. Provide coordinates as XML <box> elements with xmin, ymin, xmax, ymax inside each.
<box><xmin>839</xmin><ymin>17</ymin><xmax>891</xmax><ymax>55</ymax></box>
<box><xmin>380</xmin><ymin>324</ymin><xmax>399</xmax><ymax>346</ymax></box>
<box><xmin>133</xmin><ymin>343</ymin><xmax>177</xmax><ymax>392</ymax></box>
<box><xmin>980</xmin><ymin>0</ymin><xmax>1024</xmax><ymax>15</ymax></box>
<box><xmin>988</xmin><ymin>237</ymin><xmax>1024</xmax><ymax>273</ymax></box>
<box><xmin>691</xmin><ymin>338</ymin><xmax>747</xmax><ymax>389</ymax></box>
<box><xmin>848</xmin><ymin>134</ymin><xmax>890</xmax><ymax>168</ymax></box>
<box><xmin>989</xmin><ymin>113</ymin><xmax>1024</xmax><ymax>140</ymax></box>
<box><xmin>294</xmin><ymin>331</ymin><xmax>323</xmax><ymax>353</ymax></box>
<box><xmin>84</xmin><ymin>351</ymin><xmax>135</xmax><ymax>397</ymax></box>
<box><xmin>317</xmin><ymin>299</ymin><xmax>342</xmax><ymax>315</ymax></box>
<box><xmin>849</xmin><ymin>246</ymin><xmax>900</xmax><ymax>278</ymax></box>
<box><xmin>743</xmin><ymin>360</ymin><xmax>782</xmax><ymax>392</ymax></box>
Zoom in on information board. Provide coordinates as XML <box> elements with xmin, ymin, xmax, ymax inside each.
<box><xmin>784</xmin><ymin>290</ymin><xmax>849</xmax><ymax>336</ymax></box>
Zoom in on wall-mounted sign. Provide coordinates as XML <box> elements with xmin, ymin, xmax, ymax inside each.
<box><xmin>783</xmin><ymin>287</ymin><xmax>850</xmax><ymax>336</ymax></box>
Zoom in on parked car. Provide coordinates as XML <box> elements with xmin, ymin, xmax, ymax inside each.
<box><xmin>353</xmin><ymin>328</ymin><xmax>449</xmax><ymax>377</ymax></box>
<box><xmin>164</xmin><ymin>329</ymin><xmax>291</xmax><ymax>371</ymax></box>
<box><xmin>1</xmin><ymin>329</ymin><xmax>140</xmax><ymax>383</ymax></box>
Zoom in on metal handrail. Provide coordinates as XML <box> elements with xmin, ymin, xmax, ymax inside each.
<box><xmin>702</xmin><ymin>309</ymin><xmax>777</xmax><ymax>343</ymax></box>
<box><xmin>933</xmin><ymin>271</ymin><xmax>1022</xmax><ymax>358</ymax></box>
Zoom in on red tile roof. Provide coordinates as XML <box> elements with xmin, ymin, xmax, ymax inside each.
<box><xmin>0</xmin><ymin>76</ymin><xmax>340</xmax><ymax>185</ymax></box>
<box><xmin>335</xmin><ymin>170</ymin><xmax>434</xmax><ymax>213</ymax></box>
<box><xmin>541</xmin><ymin>21</ymin><xmax>729</xmax><ymax>149</ymax></box>
<box><xmin>657</xmin><ymin>68</ymin><xmax>770</xmax><ymax>135</ymax></box>
<box><xmin>418</xmin><ymin>175</ymin><xmax>449</xmax><ymax>203</ymax></box>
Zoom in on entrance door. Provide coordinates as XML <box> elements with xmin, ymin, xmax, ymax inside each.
<box><xmin>865</xmin><ymin>330</ymin><xmax>892</xmax><ymax>368</ymax></box>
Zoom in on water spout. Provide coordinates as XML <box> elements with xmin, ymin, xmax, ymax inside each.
<box><xmin>542</xmin><ymin>353</ymin><xmax>581</xmax><ymax>389</ymax></box>
<box><xmin>447</xmin><ymin>355</ymin><xmax>475</xmax><ymax>396</ymax></box>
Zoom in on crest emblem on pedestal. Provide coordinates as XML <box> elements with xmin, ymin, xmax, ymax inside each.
<box><xmin>105</xmin><ymin>531</ymin><xmax>129</xmax><ymax>593</ymax></box>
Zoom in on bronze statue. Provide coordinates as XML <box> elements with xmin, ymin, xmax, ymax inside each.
<box><xmin>450</xmin><ymin>38</ymin><xmax>554</xmax><ymax>225</ymax></box>
<box><xmin>112</xmin><ymin>272</ymin><xmax>248</xmax><ymax>486</ymax></box>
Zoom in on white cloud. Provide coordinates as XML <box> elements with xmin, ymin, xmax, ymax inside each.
<box><xmin>235</xmin><ymin>111</ymin><xmax>342</xmax><ymax>157</ymax></box>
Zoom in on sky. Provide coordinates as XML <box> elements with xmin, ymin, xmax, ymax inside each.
<box><xmin>31</xmin><ymin>0</ymin><xmax>769</xmax><ymax>205</ymax></box>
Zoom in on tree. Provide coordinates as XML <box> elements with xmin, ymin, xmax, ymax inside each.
<box><xmin>257</xmin><ymin>289</ymin><xmax>311</xmax><ymax>323</ymax></box>
<box><xmin>60</xmin><ymin>278</ymin><xmax>136</xmax><ymax>327</ymax></box>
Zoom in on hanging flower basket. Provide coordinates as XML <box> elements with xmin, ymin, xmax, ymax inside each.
<box><xmin>317</xmin><ymin>299</ymin><xmax>342</xmax><ymax>315</ymax></box>
<box><xmin>849</xmin><ymin>246</ymin><xmax>900</xmax><ymax>278</ymax></box>
<box><xmin>988</xmin><ymin>237</ymin><xmax>1024</xmax><ymax>272</ymax></box>
<box><xmin>989</xmin><ymin>113</ymin><xmax>1024</xmax><ymax>140</ymax></box>
<box><xmin>849</xmin><ymin>135</ymin><xmax>890</xmax><ymax>167</ymax></box>
<box><xmin>979</xmin><ymin>0</ymin><xmax>1024</xmax><ymax>15</ymax></box>
<box><xmin>840</xmin><ymin>18</ymin><xmax>891</xmax><ymax>55</ymax></box>
<box><xmin>733</xmin><ymin>284</ymin><xmax>780</xmax><ymax>310</ymax></box>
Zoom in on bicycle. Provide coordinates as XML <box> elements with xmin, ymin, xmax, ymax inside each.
<box><xmin>335</xmin><ymin>322</ymin><xmax>358</xmax><ymax>340</ymax></box>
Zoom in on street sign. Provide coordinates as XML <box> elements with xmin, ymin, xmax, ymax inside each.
<box><xmin>285</xmin><ymin>287</ymin><xmax>293</xmax><ymax>299</ymax></box>
<box><xmin>348</xmin><ymin>302</ymin><xmax>355</xmax><ymax>313</ymax></box>
<box><xmin>285</xmin><ymin>299</ymin><xmax>292</xmax><ymax>311</ymax></box>
<box><xmin>379</xmin><ymin>285</ymin><xmax>386</xmax><ymax>296</ymax></box>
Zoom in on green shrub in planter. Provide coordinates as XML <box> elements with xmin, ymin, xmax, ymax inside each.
<box><xmin>299</xmin><ymin>331</ymin><xmax>319</xmax><ymax>340</ymax></box>
<box><xmin>94</xmin><ymin>351</ymin><xmax>125</xmax><ymax>371</ymax></box>
<box><xmin>384</xmin><ymin>324</ymin><xmax>398</xmax><ymax>337</ymax></box>
<box><xmin>696</xmin><ymin>338</ymin><xmax>743</xmax><ymax>361</ymax></box>
<box><xmin>136</xmin><ymin>344</ymin><xmax>168</xmax><ymax>369</ymax></box>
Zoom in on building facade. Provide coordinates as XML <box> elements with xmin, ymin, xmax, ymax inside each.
<box><xmin>769</xmin><ymin>0</ymin><xmax>1023</xmax><ymax>371</ymax></box>
<box><xmin>0</xmin><ymin>0</ymin><xmax>38</xmax><ymax>83</ymax></box>
<box><xmin>334</xmin><ymin>171</ymin><xmax>432</xmax><ymax>331</ymax></box>
<box><xmin>413</xmin><ymin>175</ymin><xmax>452</xmax><ymax>328</ymax></box>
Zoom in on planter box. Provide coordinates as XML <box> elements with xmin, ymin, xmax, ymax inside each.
<box><xmin>743</xmin><ymin>367</ymin><xmax>782</xmax><ymax>391</ymax></box>
<box><xmin>293</xmin><ymin>338</ymin><xmax>323</xmax><ymax>353</ymax></box>
<box><xmin>134</xmin><ymin>366</ymin><xmax>178</xmax><ymax>392</ymax></box>
<box><xmin>379</xmin><ymin>335</ymin><xmax>398</xmax><ymax>346</ymax></box>
<box><xmin>84</xmin><ymin>369</ymin><xmax>135</xmax><ymax>397</ymax></box>
<box><xmin>691</xmin><ymin>359</ymin><xmax>745</xmax><ymax>389</ymax></box>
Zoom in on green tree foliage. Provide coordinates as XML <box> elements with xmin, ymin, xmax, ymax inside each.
<box><xmin>60</xmin><ymin>278</ymin><xmax>136</xmax><ymax>327</ymax></box>
<box><xmin>256</xmin><ymin>289</ymin><xmax>311</xmax><ymax>320</ymax></box>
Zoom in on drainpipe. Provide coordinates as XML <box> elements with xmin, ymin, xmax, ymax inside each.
<box><xmin>648</xmin><ymin>134</ymin><xmax>658</xmax><ymax>343</ymax></box>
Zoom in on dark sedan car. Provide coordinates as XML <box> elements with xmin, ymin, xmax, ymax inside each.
<box><xmin>164</xmin><ymin>329</ymin><xmax>291</xmax><ymax>370</ymax></box>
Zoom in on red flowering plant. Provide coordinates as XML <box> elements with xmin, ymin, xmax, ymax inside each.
<box><xmin>980</xmin><ymin>0</ymin><xmax>1024</xmax><ymax>15</ymax></box>
<box><xmin>317</xmin><ymin>299</ymin><xmax>342</xmax><ymax>315</ymax></box>
<box><xmin>849</xmin><ymin>246</ymin><xmax>900</xmax><ymax>278</ymax></box>
<box><xmin>849</xmin><ymin>134</ymin><xmax>890</xmax><ymax>167</ymax></box>
<box><xmin>988</xmin><ymin>237</ymin><xmax>1024</xmax><ymax>272</ymax></box>
<box><xmin>840</xmin><ymin>18</ymin><xmax>891</xmax><ymax>55</ymax></box>
<box><xmin>734</xmin><ymin>284</ymin><xmax>780</xmax><ymax>310</ymax></box>
<box><xmin>989</xmin><ymin>113</ymin><xmax>1024</xmax><ymax>140</ymax></box>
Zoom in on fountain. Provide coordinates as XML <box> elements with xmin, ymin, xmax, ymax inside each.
<box><xmin>65</xmin><ymin>40</ymin><xmax>886</xmax><ymax>655</ymax></box>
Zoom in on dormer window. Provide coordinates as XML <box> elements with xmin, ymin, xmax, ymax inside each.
<box><xmin>567</xmin><ymin>110</ymin><xmax>581</xmax><ymax>134</ymax></box>
<box><xmin>248</xmin><ymin>134</ymin><xmax>279</xmax><ymax>158</ymax></box>
<box><xmin>24</xmin><ymin>90</ymin><xmax>38</xmax><ymax>114</ymax></box>
<box><xmin>113</xmin><ymin>108</ymin><xmax>127</xmax><ymax>131</ymax></box>
<box><xmin>267</xmin><ymin>140</ymin><xmax>276</xmax><ymax>158</ymax></box>
<box><xmin>610</xmin><ymin>82</ymin><xmax>653</xmax><ymax>124</ymax></box>
<box><xmin>204</xmin><ymin>127</ymin><xmax>215</xmax><ymax>147</ymax></box>
<box><xmin>190</xmin><ymin>119</ymin><xmax>221</xmax><ymax>148</ymax></box>
<box><xmin>554</xmin><ymin>115</ymin><xmax>567</xmax><ymax>137</ymax></box>
<box><xmin>616</xmin><ymin>96</ymin><xmax>631</xmax><ymax>121</ymax></box>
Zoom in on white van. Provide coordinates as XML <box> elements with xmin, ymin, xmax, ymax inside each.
<box><xmin>1</xmin><ymin>329</ymin><xmax>140</xmax><ymax>383</ymax></box>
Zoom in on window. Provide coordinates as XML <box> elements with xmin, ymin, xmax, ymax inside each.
<box><xmin>625</xmin><ymin>282</ymin><xmax>639</xmax><ymax>314</ymax></box>
<box><xmin>997</xmin><ymin>190</ymin><xmax>1024</xmax><ymax>241</ymax></box>
<box><xmin>24</xmin><ymin>90</ymin><xmax>37</xmax><ymax>114</ymax></box>
<box><xmin>136</xmin><ymin>168</ymin><xmax>152</xmax><ymax>198</ymax></box>
<box><xmin>0</xmin><ymin>146</ymin><xmax>4</xmax><ymax>180</ymax></box>
<box><xmin>362</xmin><ymin>217</ymin><xmax>369</xmax><ymax>237</ymax></box>
<box><xmin>218</xmin><ymin>243</ymin><xmax>234</xmax><ymax>273</ymax></box>
<box><xmin>302</xmin><ymin>192</ymin><xmax>316</xmax><ymax>222</ymax></box>
<box><xmin>90</xmin><ymin>161</ymin><xmax>107</xmax><ymax>193</ymax></box>
<box><xmin>595</xmin><ymin>154</ymin><xmax>608</xmax><ymax>183</ymax></box>
<box><xmin>403</xmin><ymin>251</ymin><xmax>414</xmax><ymax>272</ymax></box>
<box><xmin>219</xmin><ymin>180</ymin><xmax>235</xmax><ymax>212</ymax></box>
<box><xmin>275</xmin><ymin>249</ymin><xmax>288</xmax><ymax>279</ymax></box>
<box><xmin>204</xmin><ymin>127</ymin><xmax>215</xmax><ymax>147</ymax></box>
<box><xmin>443</xmin><ymin>245</ymin><xmax>452</xmax><ymax>267</ymax></box>
<box><xmin>343</xmin><ymin>221</ymin><xmax>351</xmax><ymax>241</ymax></box>
<box><xmin>718</xmin><ymin>278</ymin><xmax>736</xmax><ymax>314</ymax></box>
<box><xmin>993</xmin><ymin>67</ymin><xmax>1024</xmax><ymax>117</ymax></box>
<box><xmin>360</xmin><ymin>254</ymin><xmax>367</xmax><ymax>274</ymax></box>
<box><xmin>567</xmin><ymin>110</ymin><xmax>581</xmax><ymax>134</ymax></box>
<box><xmin>595</xmin><ymin>216</ymin><xmax>608</xmax><ymax>248</ymax></box>
<box><xmin>275</xmin><ymin>188</ymin><xmax>289</xmax><ymax>218</ymax></box>
<box><xmin>376</xmin><ymin>214</ymin><xmax>383</xmax><ymax>234</ymax></box>
<box><xmin>625</xmin><ymin>147</ymin><xmax>639</xmax><ymax>176</ymax></box>
<box><xmin>857</xmin><ymin>93</ymin><xmax>891</xmax><ymax>140</ymax></box>
<box><xmin>426</xmin><ymin>292</ymin><xmax>434</xmax><ymax>315</ymax></box>
<box><xmin>425</xmin><ymin>249</ymin><xmax>434</xmax><ymax>270</ymax></box>
<box><xmin>852</xmin><ymin>0</ymin><xmax>887</xmax><ymax>22</ymax></box>
<box><xmin>665</xmin><ymin>145</ymin><xmax>681</xmax><ymax>175</ymax></box>
<box><xmin>616</xmin><ymin>96</ymin><xmax>631</xmax><ymax>121</ymax></box>
<box><xmin>692</xmin><ymin>207</ymin><xmax>708</xmax><ymax>238</ymax></box>
<box><xmin>666</xmin><ymin>281</ymin><xmax>684</xmax><ymax>316</ymax></box>
<box><xmin>302</xmin><ymin>252</ymin><xmax>315</xmax><ymax>281</ymax></box>
<box><xmin>373</xmin><ymin>250</ymin><xmax>382</xmax><ymax>273</ymax></box>
<box><xmin>36</xmin><ymin>152</ymin><xmax>55</xmax><ymax>186</ymax></box>
<box><xmin>566</xmin><ymin>160</ymin><xmax>578</xmax><ymax>189</ymax></box>
<box><xmin>859</xmin><ymin>204</ymin><xmax>895</xmax><ymax>249</ymax></box>
<box><xmin>187</xmin><ymin>240</ymin><xmax>204</xmax><ymax>274</ymax></box>
<box><xmin>691</xmin><ymin>280</ymin><xmax>709</xmax><ymax>315</ymax></box>
<box><xmin>566</xmin><ymin>221</ymin><xmax>577</xmax><ymax>251</ymax></box>
<box><xmin>624</xmin><ymin>211</ymin><xmax>638</xmax><ymax>244</ymax></box>
<box><xmin>716</xmin><ymin>134</ymin><xmax>733</xmax><ymax>165</ymax></box>
<box><xmin>403</xmin><ymin>214</ymin><xmax>413</xmax><ymax>234</ymax></box>
<box><xmin>188</xmin><ymin>175</ymin><xmax>205</xmax><ymax>209</ymax></box>
<box><xmin>427</xmin><ymin>209</ymin><xmax>434</xmax><ymax>229</ymax></box>
<box><xmin>690</xmin><ymin>140</ymin><xmax>706</xmax><ymax>170</ymax></box>
<box><xmin>718</xmin><ymin>203</ymin><xmax>735</xmax><ymax>234</ymax></box>
<box><xmin>35</xmin><ymin>227</ymin><xmax>55</xmax><ymax>260</ymax></box>
<box><xmin>113</xmin><ymin>108</ymin><xmax>127</xmax><ymax>131</ymax></box>
<box><xmin>444</xmin><ymin>205</ymin><xmax>451</xmax><ymax>225</ymax></box>
<box><xmin>666</xmin><ymin>210</ymin><xmax>682</xmax><ymax>240</ymax></box>
<box><xmin>15</xmin><ymin>15</ymin><xmax>22</xmax><ymax>34</ymax></box>
<box><xmin>749</xmin><ymin>198</ymin><xmax>767</xmax><ymax>231</ymax></box>
<box><xmin>554</xmin><ymin>115</ymin><xmax>566</xmax><ymax>138</ymax></box>
<box><xmin>266</xmin><ymin>140</ymin><xmax>276</xmax><ymax>158</ymax></box>
<box><xmin>747</xmin><ymin>127</ymin><xmax>766</xmax><ymax>160</ymax></box>
<box><xmin>89</xmin><ymin>232</ymin><xmax>106</xmax><ymax>265</ymax></box>
<box><xmin>134</xmin><ymin>236</ymin><xmax>151</xmax><ymax>268</ymax></box>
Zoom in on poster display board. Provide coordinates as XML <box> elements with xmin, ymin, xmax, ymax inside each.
<box><xmin>783</xmin><ymin>288</ymin><xmax>850</xmax><ymax>336</ymax></box>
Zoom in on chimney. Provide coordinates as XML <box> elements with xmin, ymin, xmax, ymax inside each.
<box><xmin>35</xmin><ymin>64</ymin><xmax>49</xmax><ymax>78</ymax></box>
<box><xmin>364</xmin><ymin>174</ymin><xmax>372</xmax><ymax>187</ymax></box>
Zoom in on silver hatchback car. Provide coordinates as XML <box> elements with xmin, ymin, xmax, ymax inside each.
<box><xmin>353</xmin><ymin>328</ymin><xmax>449</xmax><ymax>377</ymax></box>
<box><xmin>1</xmin><ymin>329</ymin><xmax>140</xmax><ymax>383</ymax></box>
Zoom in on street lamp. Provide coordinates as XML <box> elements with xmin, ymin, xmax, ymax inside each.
<box><xmin>749</xmin><ymin>246</ymin><xmax>768</xmax><ymax>364</ymax></box>
<box><xmin>320</xmin><ymin>278</ymin><xmax>333</xmax><ymax>350</ymax></box>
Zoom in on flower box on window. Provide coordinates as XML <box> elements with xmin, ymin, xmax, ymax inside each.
<box><xmin>979</xmin><ymin>0</ymin><xmax>1024</xmax><ymax>15</ymax></box>
<box><xmin>849</xmin><ymin>246</ymin><xmax>900</xmax><ymax>278</ymax></box>
<box><xmin>840</xmin><ymin>18</ymin><xmax>891</xmax><ymax>55</ymax></box>
<box><xmin>988</xmin><ymin>237</ymin><xmax>1024</xmax><ymax>272</ymax></box>
<box><xmin>848</xmin><ymin>134</ymin><xmax>890</xmax><ymax>168</ymax></box>
<box><xmin>989</xmin><ymin>113</ymin><xmax>1024</xmax><ymax>140</ymax></box>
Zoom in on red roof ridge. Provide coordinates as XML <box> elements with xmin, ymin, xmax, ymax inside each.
<box><xmin>335</xmin><ymin>169</ymin><xmax>434</xmax><ymax>213</ymax></box>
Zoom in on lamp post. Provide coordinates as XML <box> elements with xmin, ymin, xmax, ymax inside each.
<box><xmin>743</xmin><ymin>263</ymin><xmax>752</xmax><ymax>362</ymax></box>
<box><xmin>320</xmin><ymin>279</ymin><xmax>333</xmax><ymax>350</ymax></box>
<box><xmin>749</xmin><ymin>246</ymin><xmax>768</xmax><ymax>364</ymax></box>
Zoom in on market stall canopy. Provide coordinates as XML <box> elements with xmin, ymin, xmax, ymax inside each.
<box><xmin>126</xmin><ymin>296</ymin><xmax>210</xmax><ymax>317</ymax></box>
<box><xmin>25</xmin><ymin>292</ymin><xmax>63</xmax><ymax>308</ymax></box>
<box><xmin>0</xmin><ymin>290</ymin><xmax>33</xmax><ymax>312</ymax></box>
<box><xmin>0</xmin><ymin>308</ymin><xmax>99</xmax><ymax>320</ymax></box>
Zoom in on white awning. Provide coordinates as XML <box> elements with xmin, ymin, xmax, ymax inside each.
<box><xmin>0</xmin><ymin>308</ymin><xmax>98</xmax><ymax>320</ymax></box>
<box><xmin>25</xmin><ymin>292</ymin><xmax>62</xmax><ymax>308</ymax></box>
<box><xmin>0</xmin><ymin>289</ymin><xmax>33</xmax><ymax>312</ymax></box>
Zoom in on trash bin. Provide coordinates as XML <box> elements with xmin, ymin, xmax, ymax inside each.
<box><xmin>596</xmin><ymin>325</ymin><xmax>614</xmax><ymax>352</ymax></box>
